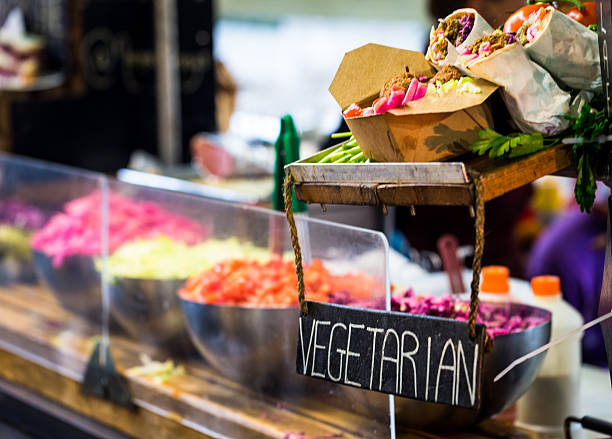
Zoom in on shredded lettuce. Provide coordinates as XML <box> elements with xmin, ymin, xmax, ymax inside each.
<box><xmin>441</xmin><ymin>79</ymin><xmax>459</xmax><ymax>92</ymax></box>
<box><xmin>126</xmin><ymin>354</ymin><xmax>185</xmax><ymax>385</ymax></box>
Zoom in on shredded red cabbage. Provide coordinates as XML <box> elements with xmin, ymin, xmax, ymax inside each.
<box><xmin>0</xmin><ymin>200</ymin><xmax>46</xmax><ymax>230</ymax></box>
<box><xmin>459</xmin><ymin>14</ymin><xmax>475</xmax><ymax>44</ymax></box>
<box><xmin>331</xmin><ymin>289</ymin><xmax>549</xmax><ymax>339</ymax></box>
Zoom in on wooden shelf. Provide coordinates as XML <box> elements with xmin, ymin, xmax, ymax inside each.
<box><xmin>288</xmin><ymin>144</ymin><xmax>572</xmax><ymax>207</ymax></box>
<box><xmin>0</xmin><ymin>284</ymin><xmax>528</xmax><ymax>439</ymax></box>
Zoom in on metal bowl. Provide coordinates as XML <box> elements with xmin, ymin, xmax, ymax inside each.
<box><xmin>181</xmin><ymin>299</ymin><xmax>550</xmax><ymax>424</ymax></box>
<box><xmin>181</xmin><ymin>299</ymin><xmax>316</xmax><ymax>394</ymax></box>
<box><xmin>342</xmin><ymin>303</ymin><xmax>552</xmax><ymax>430</ymax></box>
<box><xmin>0</xmin><ymin>228</ymin><xmax>37</xmax><ymax>285</ymax></box>
<box><xmin>0</xmin><ymin>251</ymin><xmax>37</xmax><ymax>285</ymax></box>
<box><xmin>33</xmin><ymin>250</ymin><xmax>101</xmax><ymax>320</ymax></box>
<box><xmin>109</xmin><ymin>277</ymin><xmax>193</xmax><ymax>352</ymax></box>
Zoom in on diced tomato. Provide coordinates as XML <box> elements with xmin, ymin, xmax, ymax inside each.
<box><xmin>178</xmin><ymin>256</ymin><xmax>381</xmax><ymax>307</ymax></box>
<box><xmin>343</xmin><ymin>103</ymin><xmax>363</xmax><ymax>118</ymax></box>
<box><xmin>503</xmin><ymin>4</ymin><xmax>547</xmax><ymax>34</ymax></box>
<box><xmin>566</xmin><ymin>2</ymin><xmax>596</xmax><ymax>26</ymax></box>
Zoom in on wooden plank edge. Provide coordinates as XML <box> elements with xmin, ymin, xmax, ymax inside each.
<box><xmin>478</xmin><ymin>144</ymin><xmax>572</xmax><ymax>202</ymax></box>
<box><xmin>0</xmin><ymin>347</ymin><xmax>247</xmax><ymax>439</ymax></box>
<box><xmin>294</xmin><ymin>183</ymin><xmax>473</xmax><ymax>206</ymax></box>
<box><xmin>294</xmin><ymin>183</ymin><xmax>381</xmax><ymax>205</ymax></box>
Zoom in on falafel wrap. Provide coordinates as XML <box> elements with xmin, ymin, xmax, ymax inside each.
<box><xmin>426</xmin><ymin>8</ymin><xmax>492</xmax><ymax>73</ymax></box>
<box><xmin>517</xmin><ymin>6</ymin><xmax>600</xmax><ymax>91</ymax></box>
<box><xmin>465</xmin><ymin>30</ymin><xmax>570</xmax><ymax>135</ymax></box>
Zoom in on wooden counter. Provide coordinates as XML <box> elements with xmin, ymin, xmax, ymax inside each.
<box><xmin>0</xmin><ymin>284</ymin><xmax>540</xmax><ymax>438</ymax></box>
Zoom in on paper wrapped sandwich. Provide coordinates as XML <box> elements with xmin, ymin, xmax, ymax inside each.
<box><xmin>463</xmin><ymin>30</ymin><xmax>570</xmax><ymax>135</ymax></box>
<box><xmin>426</xmin><ymin>8</ymin><xmax>492</xmax><ymax>72</ymax></box>
<box><xmin>330</xmin><ymin>44</ymin><xmax>498</xmax><ymax>162</ymax></box>
<box><xmin>516</xmin><ymin>6</ymin><xmax>600</xmax><ymax>91</ymax></box>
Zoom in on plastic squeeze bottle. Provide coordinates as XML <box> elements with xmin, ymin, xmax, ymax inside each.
<box><xmin>516</xmin><ymin>275</ymin><xmax>584</xmax><ymax>434</ymax></box>
<box><xmin>480</xmin><ymin>265</ymin><xmax>511</xmax><ymax>303</ymax></box>
<box><xmin>480</xmin><ymin>265</ymin><xmax>518</xmax><ymax>422</ymax></box>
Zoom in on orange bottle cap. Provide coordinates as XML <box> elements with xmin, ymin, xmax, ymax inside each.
<box><xmin>481</xmin><ymin>266</ymin><xmax>510</xmax><ymax>293</ymax></box>
<box><xmin>531</xmin><ymin>275</ymin><xmax>561</xmax><ymax>296</ymax></box>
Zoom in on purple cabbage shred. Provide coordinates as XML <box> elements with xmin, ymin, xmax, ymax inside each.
<box><xmin>459</xmin><ymin>14</ymin><xmax>475</xmax><ymax>43</ymax></box>
<box><xmin>0</xmin><ymin>200</ymin><xmax>46</xmax><ymax>230</ymax></box>
<box><xmin>331</xmin><ymin>289</ymin><xmax>549</xmax><ymax>339</ymax></box>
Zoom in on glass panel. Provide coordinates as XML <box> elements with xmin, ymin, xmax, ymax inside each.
<box><xmin>0</xmin><ymin>153</ymin><xmax>104</xmax><ymax>380</ymax></box>
<box><xmin>105</xmin><ymin>179</ymin><xmax>393</xmax><ymax>437</ymax></box>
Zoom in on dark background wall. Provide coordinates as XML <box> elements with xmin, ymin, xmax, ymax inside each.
<box><xmin>1</xmin><ymin>0</ymin><xmax>215</xmax><ymax>173</ymax></box>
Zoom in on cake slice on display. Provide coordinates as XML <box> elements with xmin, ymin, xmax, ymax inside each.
<box><xmin>0</xmin><ymin>8</ymin><xmax>44</xmax><ymax>87</ymax></box>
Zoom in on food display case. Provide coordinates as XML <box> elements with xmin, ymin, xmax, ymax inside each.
<box><xmin>0</xmin><ymin>149</ymin><xmax>608</xmax><ymax>437</ymax></box>
<box><xmin>106</xmin><ymin>178</ymin><xmax>393</xmax><ymax>437</ymax></box>
<box><xmin>0</xmin><ymin>152</ymin><xmax>568</xmax><ymax>438</ymax></box>
<box><xmin>0</xmin><ymin>153</ymin><xmax>104</xmax><ymax>382</ymax></box>
<box><xmin>3</xmin><ymin>0</ymin><xmax>612</xmax><ymax>437</ymax></box>
<box><xmin>0</xmin><ymin>153</ymin><xmax>395</xmax><ymax>438</ymax></box>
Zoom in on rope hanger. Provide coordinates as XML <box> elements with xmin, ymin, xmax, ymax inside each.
<box><xmin>284</xmin><ymin>170</ymin><xmax>489</xmax><ymax>346</ymax></box>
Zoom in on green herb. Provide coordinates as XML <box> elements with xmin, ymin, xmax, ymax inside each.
<box><xmin>470</xmin><ymin>128</ymin><xmax>556</xmax><ymax>159</ymax></box>
<box><xmin>565</xmin><ymin>104</ymin><xmax>609</xmax><ymax>213</ymax></box>
<box><xmin>588</xmin><ymin>24</ymin><xmax>598</xmax><ymax>33</ymax></box>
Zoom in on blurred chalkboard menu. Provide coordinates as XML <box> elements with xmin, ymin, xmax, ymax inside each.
<box><xmin>5</xmin><ymin>0</ymin><xmax>215</xmax><ymax>172</ymax></box>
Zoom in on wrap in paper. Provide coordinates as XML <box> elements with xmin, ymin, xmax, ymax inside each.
<box><xmin>426</xmin><ymin>8</ymin><xmax>492</xmax><ymax>73</ymax></box>
<box><xmin>467</xmin><ymin>43</ymin><xmax>570</xmax><ymax>135</ymax></box>
<box><xmin>521</xmin><ymin>7</ymin><xmax>600</xmax><ymax>91</ymax></box>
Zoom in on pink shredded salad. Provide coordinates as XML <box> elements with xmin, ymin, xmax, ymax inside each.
<box><xmin>31</xmin><ymin>191</ymin><xmax>207</xmax><ymax>267</ymax></box>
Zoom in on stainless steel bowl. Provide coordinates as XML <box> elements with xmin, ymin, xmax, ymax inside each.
<box><xmin>0</xmin><ymin>229</ymin><xmax>37</xmax><ymax>285</ymax></box>
<box><xmin>182</xmin><ymin>299</ymin><xmax>550</xmax><ymax>427</ymax></box>
<box><xmin>0</xmin><ymin>251</ymin><xmax>37</xmax><ymax>285</ymax></box>
<box><xmin>33</xmin><ymin>250</ymin><xmax>101</xmax><ymax>320</ymax></box>
<box><xmin>181</xmin><ymin>299</ymin><xmax>316</xmax><ymax>394</ymax></box>
<box><xmin>342</xmin><ymin>303</ymin><xmax>552</xmax><ymax>430</ymax></box>
<box><xmin>109</xmin><ymin>277</ymin><xmax>193</xmax><ymax>352</ymax></box>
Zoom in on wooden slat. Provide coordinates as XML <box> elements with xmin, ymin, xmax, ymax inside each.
<box><xmin>377</xmin><ymin>184</ymin><xmax>473</xmax><ymax>206</ymax></box>
<box><xmin>295</xmin><ymin>183</ymin><xmax>382</xmax><ymax>205</ymax></box>
<box><xmin>295</xmin><ymin>183</ymin><xmax>474</xmax><ymax>206</ymax></box>
<box><xmin>474</xmin><ymin>144</ymin><xmax>572</xmax><ymax>202</ymax></box>
<box><xmin>292</xmin><ymin>144</ymin><xmax>572</xmax><ymax>207</ymax></box>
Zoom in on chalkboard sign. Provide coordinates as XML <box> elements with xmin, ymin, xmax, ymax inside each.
<box><xmin>296</xmin><ymin>302</ymin><xmax>486</xmax><ymax>409</ymax></box>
